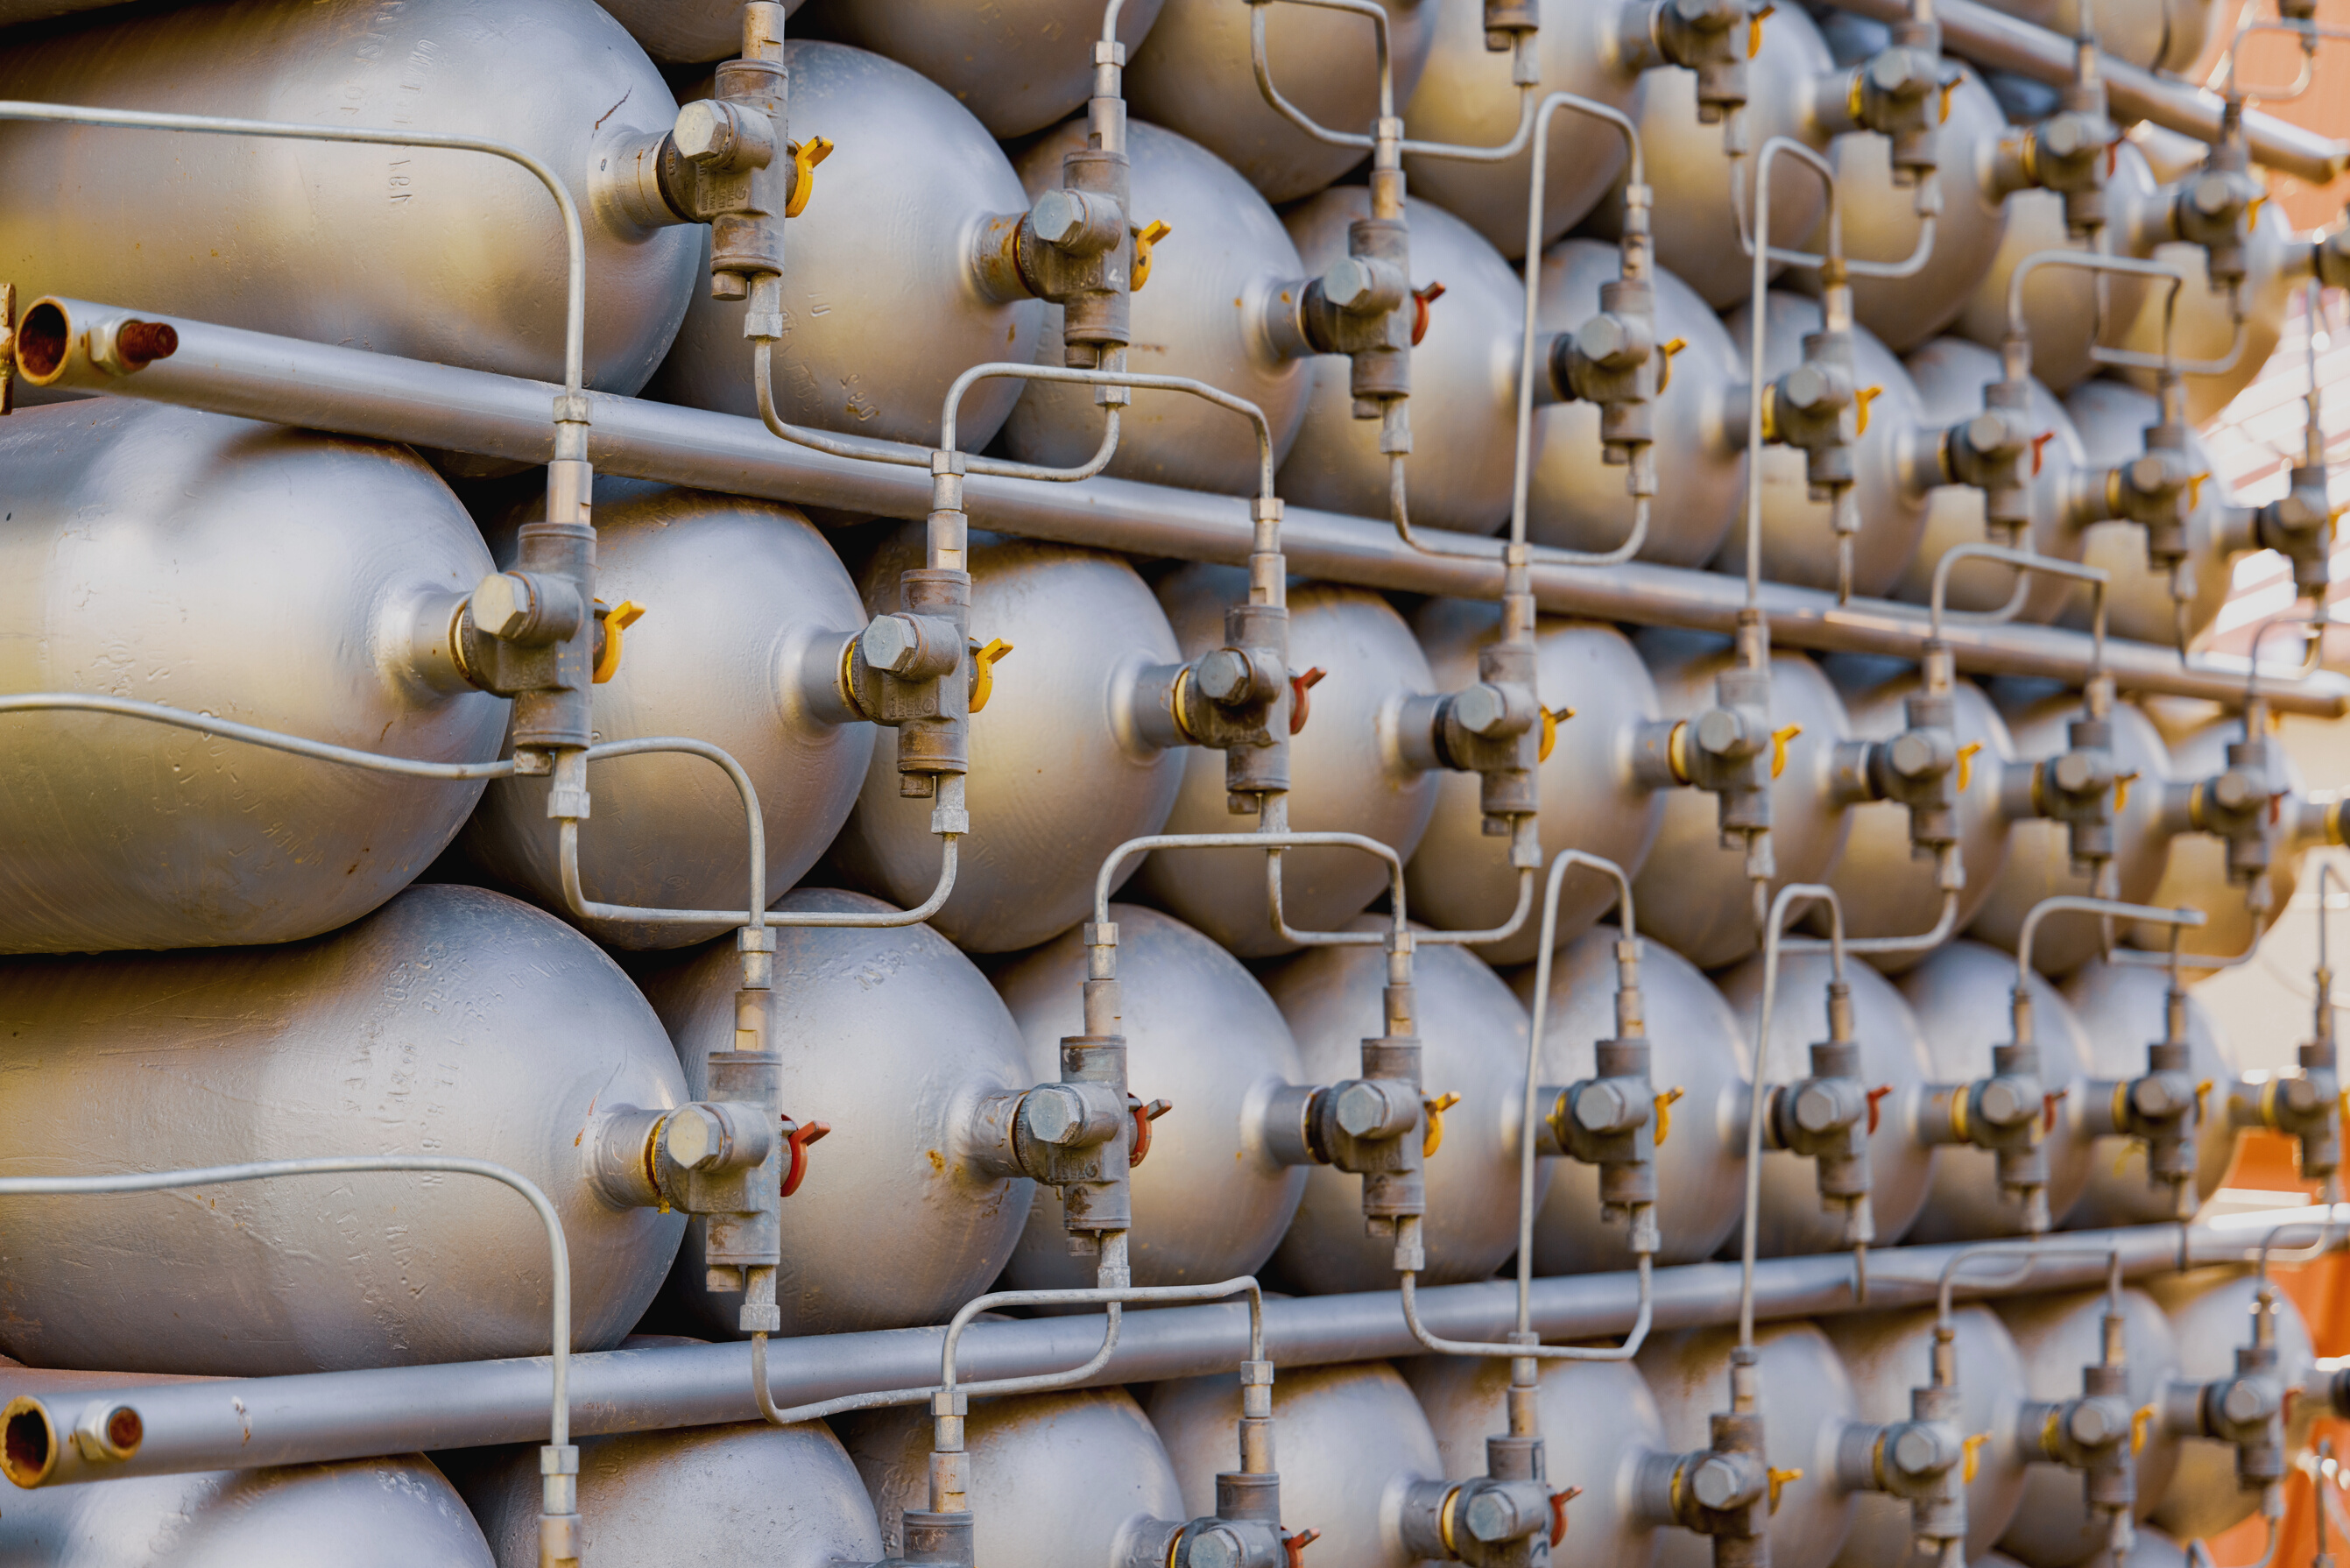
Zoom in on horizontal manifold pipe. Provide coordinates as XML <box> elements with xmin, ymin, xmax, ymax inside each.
<box><xmin>0</xmin><ymin>1218</ymin><xmax>2296</xmax><ymax>1488</ymax></box>
<box><xmin>18</xmin><ymin>297</ymin><xmax>2345</xmax><ymax>716</ymax></box>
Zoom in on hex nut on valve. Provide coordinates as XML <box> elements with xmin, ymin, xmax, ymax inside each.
<box><xmin>1690</xmin><ymin>1454</ymin><xmax>1752</xmax><ymax>1511</ymax></box>
<box><xmin>1450</xmin><ymin>684</ymin><xmax>1511</xmax><ymax>738</ymax></box>
<box><xmin>1189</xmin><ymin>1526</ymin><xmax>1246</xmax><ymax>1568</ymax></box>
<box><xmin>664</xmin><ymin>1103</ymin><xmax>733</xmax><ymax>1170</ymax></box>
<box><xmin>1320</xmin><ymin>255</ymin><xmax>1386</xmax><ymax>314</ymax></box>
<box><xmin>1333</xmin><ymin>1079</ymin><xmax>1415</xmax><ymax>1141</ymax></box>
<box><xmin>473</xmin><ymin>573</ymin><xmax>535</xmax><ymax>640</ymax></box>
<box><xmin>1194</xmin><ymin>648</ymin><xmax>1253</xmax><ymax>705</ymax></box>
<box><xmin>1025</xmin><ymin>1084</ymin><xmax>1091</xmax><ymax>1146</ymax></box>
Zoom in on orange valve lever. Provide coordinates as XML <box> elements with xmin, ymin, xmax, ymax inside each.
<box><xmin>1283</xmin><ymin>1528</ymin><xmax>1322</xmax><ymax>1568</ymax></box>
<box><xmin>2031</xmin><ymin>430</ymin><xmax>2057</xmax><ymax>476</ymax></box>
<box><xmin>1866</xmin><ymin>1084</ymin><xmax>1893</xmax><ymax>1136</ymax></box>
<box><xmin>1133</xmin><ymin>219</ymin><xmax>1173</xmax><ymax>291</ymax></box>
<box><xmin>1129</xmin><ymin>1096</ymin><xmax>1173</xmax><ymax>1168</ymax></box>
<box><xmin>1412</xmin><ymin>281</ymin><xmax>1447</xmax><ymax>347</ymax></box>
<box><xmin>1549</xmin><ymin>1486</ymin><xmax>1584</xmax><ymax>1548</ymax></box>
<box><xmin>1288</xmin><ymin>667</ymin><xmax>1328</xmax><ymax>736</ymax></box>
<box><xmin>781</xmin><ymin>1118</ymin><xmax>831</xmax><ymax>1198</ymax></box>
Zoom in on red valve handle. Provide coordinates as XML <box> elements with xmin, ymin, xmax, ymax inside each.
<box><xmin>1549</xmin><ymin>1486</ymin><xmax>1583</xmax><ymax>1548</ymax></box>
<box><xmin>1866</xmin><ymin>1084</ymin><xmax>1894</xmax><ymax>1136</ymax></box>
<box><xmin>781</xmin><ymin>1118</ymin><xmax>831</xmax><ymax>1198</ymax></box>
<box><xmin>2030</xmin><ymin>430</ymin><xmax>2057</xmax><ymax>477</ymax></box>
<box><xmin>2043</xmin><ymin>1087</ymin><xmax>2069</xmax><ymax>1137</ymax></box>
<box><xmin>1130</xmin><ymin>1097</ymin><xmax>1173</xmax><ymax>1169</ymax></box>
<box><xmin>1411</xmin><ymin>282</ymin><xmax>1446</xmax><ymax>347</ymax></box>
<box><xmin>1289</xmin><ymin>667</ymin><xmax>1327</xmax><ymax>736</ymax></box>
<box><xmin>1283</xmin><ymin>1528</ymin><xmax>1322</xmax><ymax>1568</ymax></box>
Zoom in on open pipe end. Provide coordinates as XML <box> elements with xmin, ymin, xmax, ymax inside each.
<box><xmin>14</xmin><ymin>299</ymin><xmax>67</xmax><ymax>385</ymax></box>
<box><xmin>1</xmin><ymin>1396</ymin><xmax>55</xmax><ymax>1488</ymax></box>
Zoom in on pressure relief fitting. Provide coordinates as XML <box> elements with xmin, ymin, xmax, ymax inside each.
<box><xmin>2016</xmin><ymin>1291</ymin><xmax>2142</xmax><ymax>1565</ymax></box>
<box><xmin>1124</xmin><ymin>1361</ymin><xmax>1311</xmax><ymax>1568</ymax></box>
<box><xmin>1828</xmin><ymin>639</ymin><xmax>1965</xmax><ymax>893</ymax></box>
<box><xmin>1872</xmin><ymin>1321</ymin><xmax>1975</xmax><ymax>1568</ymax></box>
<box><xmin>2163</xmin><ymin>1286</ymin><xmax>2290</xmax><ymax>1506</ymax></box>
<box><xmin>1534</xmin><ymin>931</ymin><xmax>1666</xmax><ymax>1255</ymax></box>
<box><xmin>1762</xmin><ymin>977</ymin><xmax>1878</xmax><ymax>1251</ymax></box>
<box><xmin>1540</xmin><ymin>182</ymin><xmax>1664</xmax><ymax>503</ymax></box>
<box><xmin>1917</xmin><ymin>981</ymin><xmax>2056</xmax><ymax>1233</ymax></box>
<box><xmin>2080</xmin><ymin>979</ymin><xmax>2205</xmax><ymax>1220</ymax></box>
<box><xmin>1639</xmin><ymin>1346</ymin><xmax>1775</xmax><ymax>1568</ymax></box>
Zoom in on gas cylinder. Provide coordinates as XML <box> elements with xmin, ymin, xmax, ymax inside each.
<box><xmin>596</xmin><ymin>0</ymin><xmax>806</xmax><ymax>63</ymax></box>
<box><xmin>0</xmin><ymin>883</ymin><xmax>687</xmax><ymax>1374</ymax></box>
<box><xmin>1147</xmin><ymin>1360</ymin><xmax>1443</xmax><ymax>1568</ymax></box>
<box><xmin>1713</xmin><ymin>950</ymin><xmax>1940</xmax><ymax>1253</ymax></box>
<box><xmin>808</xmin><ymin>0</ymin><xmax>1164</xmax><ymax>137</ymax></box>
<box><xmin>1264</xmin><ymin>925</ymin><xmax>1536</xmax><ymax>1293</ymax></box>
<box><xmin>0</xmin><ymin>0</ymin><xmax>696</xmax><ymax>392</ymax></box>
<box><xmin>449</xmin><ymin>1420</ymin><xmax>882</xmax><ymax>1568</ymax></box>
<box><xmin>2129</xmin><ymin>704</ymin><xmax>2305</xmax><ymax>961</ymax></box>
<box><xmin>1823</xmin><ymin>656</ymin><xmax>2017</xmax><ymax>964</ymax></box>
<box><xmin>991</xmin><ymin>903</ymin><xmax>1308</xmax><ymax>1291</ymax></box>
<box><xmin>1531</xmin><ymin>240</ymin><xmax>1747</xmax><ymax>567</ymax></box>
<box><xmin>2057</xmin><ymin>957</ymin><xmax>2238</xmax><ymax>1229</ymax></box>
<box><xmin>1632</xmin><ymin>633</ymin><xmax>1854</xmax><ymax>971</ymax></box>
<box><xmin>1516</xmin><ymin>924</ymin><xmax>1752</xmax><ymax>1270</ymax></box>
<box><xmin>1410</xmin><ymin>609</ymin><xmax>1665</xmax><ymax>966</ymax></box>
<box><xmin>842</xmin><ymin>1388</ymin><xmax>1187</xmax><ymax>1568</ymax></box>
<box><xmin>1822</xmin><ymin>1304</ymin><xmax>2033</xmax><ymax>1566</ymax></box>
<box><xmin>2059</xmin><ymin>378</ymin><xmax>2236</xmax><ymax>648</ymax></box>
<box><xmin>635</xmin><ymin>888</ymin><xmax>1034</xmax><ymax>1338</ymax></box>
<box><xmin>1004</xmin><ymin>117</ymin><xmax>1312</xmax><ymax>494</ymax></box>
<box><xmin>1126</xmin><ymin>0</ymin><xmax>1436</xmax><ymax>202</ymax></box>
<box><xmin>647</xmin><ymin>40</ymin><xmax>1044</xmax><ymax>454</ymax></box>
<box><xmin>1638</xmin><ymin>1321</ymin><xmax>1863</xmax><ymax>1568</ymax></box>
<box><xmin>2110</xmin><ymin>198</ymin><xmax>2303</xmax><ymax>422</ymax></box>
<box><xmin>0</xmin><ymin>398</ymin><xmax>505</xmax><ymax>955</ymax></box>
<box><xmin>455</xmin><ymin>480</ymin><xmax>873</xmax><ymax>950</ymax></box>
<box><xmin>1280</xmin><ymin>190</ymin><xmax>1522</xmax><ymax>535</ymax></box>
<box><xmin>826</xmin><ymin>523</ymin><xmax>1185</xmax><ymax>955</ymax></box>
<box><xmin>1134</xmin><ymin>567</ymin><xmax>1436</xmax><ymax>956</ymax></box>
<box><xmin>2143</xmin><ymin>1268</ymin><xmax>2318</xmax><ymax>1543</ymax></box>
<box><xmin>1897</xmin><ymin>938</ymin><xmax>2098</xmax><ymax>1241</ymax></box>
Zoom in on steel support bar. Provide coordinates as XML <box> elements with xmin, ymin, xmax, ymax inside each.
<box><xmin>0</xmin><ymin>1219</ymin><xmax>2292</xmax><ymax>1487</ymax></box>
<box><xmin>21</xmin><ymin>299</ymin><xmax>2346</xmax><ymax>715</ymax></box>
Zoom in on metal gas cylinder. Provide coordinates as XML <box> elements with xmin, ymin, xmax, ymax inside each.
<box><xmin>1638</xmin><ymin>1321</ymin><xmax>1863</xmax><ymax>1568</ymax></box>
<box><xmin>843</xmin><ymin>1388</ymin><xmax>1186</xmax><ymax>1568</ymax></box>
<box><xmin>991</xmin><ymin>903</ymin><xmax>1308</xmax><ymax>1291</ymax></box>
<box><xmin>1822</xmin><ymin>1304</ymin><xmax>2034</xmax><ymax>1566</ymax></box>
<box><xmin>1147</xmin><ymin>1360</ymin><xmax>1443</xmax><ymax>1568</ymax></box>
<box><xmin>1965</xmin><ymin>0</ymin><xmax>2220</xmax><ymax>74</ymax></box>
<box><xmin>1823</xmin><ymin>655</ymin><xmax>2017</xmax><ymax>965</ymax></box>
<box><xmin>450</xmin><ymin>1420</ymin><xmax>881</xmax><ymax>1568</ymax></box>
<box><xmin>1404</xmin><ymin>1354</ymin><xmax>1668</xmax><ymax>1568</ymax></box>
<box><xmin>0</xmin><ymin>0</ymin><xmax>695</xmax><ymax>392</ymax></box>
<box><xmin>2110</xmin><ymin>198</ymin><xmax>2301</xmax><ymax>422</ymax></box>
<box><xmin>1897</xmin><ymin>938</ymin><xmax>2097</xmax><ymax>1241</ymax></box>
<box><xmin>596</xmin><ymin>0</ymin><xmax>806</xmax><ymax>64</ymax></box>
<box><xmin>636</xmin><ymin>888</ymin><xmax>1034</xmax><ymax>1338</ymax></box>
<box><xmin>1135</xmin><ymin>566</ymin><xmax>1436</xmax><ymax>955</ymax></box>
<box><xmin>456</xmin><ymin>481</ymin><xmax>872</xmax><ymax>950</ymax></box>
<box><xmin>0</xmin><ymin>883</ymin><xmax>687</xmax><ymax>1374</ymax></box>
<box><xmin>648</xmin><ymin>40</ymin><xmax>1044</xmax><ymax>453</ymax></box>
<box><xmin>1713</xmin><ymin>950</ymin><xmax>1940</xmax><ymax>1253</ymax></box>
<box><xmin>1895</xmin><ymin>336</ymin><xmax>2093</xmax><ymax>620</ymax></box>
<box><xmin>2142</xmin><ymin>1268</ymin><xmax>2318</xmax><ymax>1543</ymax></box>
<box><xmin>1126</xmin><ymin>0</ymin><xmax>1436</xmax><ymax>202</ymax></box>
<box><xmin>1409</xmin><ymin>608</ymin><xmax>1665</xmax><ymax>966</ymax></box>
<box><xmin>2056</xmin><ymin>957</ymin><xmax>2237</xmax><ymax>1230</ymax></box>
<box><xmin>1280</xmin><ymin>190</ymin><xmax>1522</xmax><ymax>534</ymax></box>
<box><xmin>808</xmin><ymin>0</ymin><xmax>1164</xmax><ymax>137</ymax></box>
<box><xmin>2129</xmin><ymin>704</ymin><xmax>2304</xmax><ymax>961</ymax></box>
<box><xmin>2059</xmin><ymin>378</ymin><xmax>2236</xmax><ymax>648</ymax></box>
<box><xmin>1713</xmin><ymin>293</ymin><xmax>1930</xmax><ymax>597</ymax></box>
<box><xmin>1966</xmin><ymin>686</ymin><xmax>2173</xmax><ymax>978</ymax></box>
<box><xmin>0</xmin><ymin>399</ymin><xmax>504</xmax><ymax>956</ymax></box>
<box><xmin>1004</xmin><ymin>117</ymin><xmax>1312</xmax><ymax>494</ymax></box>
<box><xmin>1516</xmin><ymin>923</ymin><xmax>1752</xmax><ymax>1269</ymax></box>
<box><xmin>827</xmin><ymin>523</ymin><xmax>1185</xmax><ymax>955</ymax></box>
<box><xmin>1264</xmin><ymin>925</ymin><xmax>1535</xmax><ymax>1292</ymax></box>
<box><xmin>1531</xmin><ymin>239</ymin><xmax>1746</xmax><ymax>567</ymax></box>
<box><xmin>1994</xmin><ymin>1286</ymin><xmax>2184</xmax><ymax>1568</ymax></box>
<box><xmin>1631</xmin><ymin>632</ymin><xmax>1855</xmax><ymax>971</ymax></box>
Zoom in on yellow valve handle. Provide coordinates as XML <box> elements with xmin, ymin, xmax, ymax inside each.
<box><xmin>2131</xmin><ymin>1405</ymin><xmax>2156</xmax><ymax>1456</ymax></box>
<box><xmin>1748</xmin><ymin>3</ymin><xmax>1775</xmax><ymax>59</ymax></box>
<box><xmin>1767</xmin><ymin>1467</ymin><xmax>1803</xmax><ymax>1514</ymax></box>
<box><xmin>1539</xmin><ymin>706</ymin><xmax>1575</xmax><ymax>763</ymax></box>
<box><xmin>2248</xmin><ymin>193</ymin><xmax>2268</xmax><ymax>227</ymax></box>
<box><xmin>2186</xmin><ymin>471</ymin><xmax>2211</xmax><ymax>509</ymax></box>
<box><xmin>1422</xmin><ymin>1091</ymin><xmax>1463</xmax><ymax>1159</ymax></box>
<box><xmin>1956</xmin><ymin>740</ymin><xmax>1984</xmax><ymax>794</ymax></box>
<box><xmin>2195</xmin><ymin>1078</ymin><xmax>2214</xmax><ymax>1121</ymax></box>
<box><xmin>1654</xmin><ymin>1086</ymin><xmax>1686</xmax><ymax>1146</ymax></box>
<box><xmin>2114</xmin><ymin>769</ymin><xmax>2139</xmax><ymax>814</ymax></box>
<box><xmin>1939</xmin><ymin>78</ymin><xmax>1958</xmax><ymax>124</ymax></box>
<box><xmin>1853</xmin><ymin>384</ymin><xmax>1884</xmax><ymax>436</ymax></box>
<box><xmin>1133</xmin><ymin>219</ymin><xmax>1173</xmax><ymax>292</ymax></box>
<box><xmin>1771</xmin><ymin>723</ymin><xmax>1803</xmax><ymax>780</ymax></box>
<box><xmin>970</xmin><ymin>638</ymin><xmax>1014</xmax><ymax>715</ymax></box>
<box><xmin>785</xmin><ymin>135</ymin><xmax>834</xmax><ymax>219</ymax></box>
<box><xmin>1962</xmin><ymin>1433</ymin><xmax>1990</xmax><ymax>1485</ymax></box>
<box><xmin>1655</xmin><ymin>336</ymin><xmax>1689</xmax><ymax>395</ymax></box>
<box><xmin>592</xmin><ymin>600</ymin><xmax>646</xmax><ymax>685</ymax></box>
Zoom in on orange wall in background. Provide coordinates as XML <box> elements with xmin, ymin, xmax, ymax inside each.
<box><xmin>2197</xmin><ymin>0</ymin><xmax>2350</xmax><ymax>228</ymax></box>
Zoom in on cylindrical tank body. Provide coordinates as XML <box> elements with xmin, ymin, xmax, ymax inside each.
<box><xmin>1409</xmin><ymin>608</ymin><xmax>1665</xmax><ymax>966</ymax></box>
<box><xmin>0</xmin><ymin>884</ymin><xmax>686</xmax><ymax>1374</ymax></box>
<box><xmin>1823</xmin><ymin>656</ymin><xmax>2016</xmax><ymax>964</ymax></box>
<box><xmin>843</xmin><ymin>1388</ymin><xmax>1185</xmax><ymax>1568</ymax></box>
<box><xmin>1280</xmin><ymin>191</ymin><xmax>1522</xmax><ymax>534</ymax></box>
<box><xmin>1714</xmin><ymin>293</ymin><xmax>1930</xmax><ymax>597</ymax></box>
<box><xmin>2143</xmin><ymin>1268</ymin><xmax>2318</xmax><ymax>1543</ymax></box>
<box><xmin>0</xmin><ymin>399</ymin><xmax>505</xmax><ymax>955</ymax></box>
<box><xmin>2130</xmin><ymin>705</ymin><xmax>2304</xmax><ymax>960</ymax></box>
<box><xmin>1147</xmin><ymin>1360</ymin><xmax>1443</xmax><ymax>1568</ymax></box>
<box><xmin>594</xmin><ymin>0</ymin><xmax>806</xmax><ymax>64</ymax></box>
<box><xmin>1639</xmin><ymin>1322</ymin><xmax>1861</xmax><ymax>1568</ymax></box>
<box><xmin>0</xmin><ymin>0</ymin><xmax>695</xmax><ymax>392</ymax></box>
<box><xmin>1994</xmin><ymin>1286</ymin><xmax>2184</xmax><ymax>1568</ymax></box>
<box><xmin>1516</xmin><ymin>924</ymin><xmax>1752</xmax><ymax>1269</ymax></box>
<box><xmin>1631</xmin><ymin>632</ymin><xmax>1854</xmax><ymax>970</ymax></box>
<box><xmin>1404</xmin><ymin>1354</ymin><xmax>1666</xmax><ymax>1568</ymax></box>
<box><xmin>991</xmin><ymin>904</ymin><xmax>1306</xmax><ymax>1290</ymax></box>
<box><xmin>648</xmin><ymin>40</ymin><xmax>1042</xmax><ymax>454</ymax></box>
<box><xmin>450</xmin><ymin>1421</ymin><xmax>881</xmax><ymax>1568</ymax></box>
<box><xmin>1134</xmin><ymin>567</ymin><xmax>1436</xmax><ymax>956</ymax></box>
<box><xmin>1127</xmin><ymin>0</ymin><xmax>1436</xmax><ymax>202</ymax></box>
<box><xmin>1006</xmin><ymin>117</ymin><xmax>1311</xmax><ymax>494</ymax></box>
<box><xmin>1897</xmin><ymin>939</ymin><xmax>2098</xmax><ymax>1241</ymax></box>
<box><xmin>1712</xmin><ymin>951</ymin><xmax>1940</xmax><ymax>1252</ymax></box>
<box><xmin>636</xmin><ymin>889</ymin><xmax>1034</xmax><ymax>1338</ymax></box>
<box><xmin>1966</xmin><ymin>685</ymin><xmax>2173</xmax><ymax>978</ymax></box>
<box><xmin>1530</xmin><ymin>240</ymin><xmax>1746</xmax><ymax>566</ymax></box>
<box><xmin>1265</xmin><ymin>927</ymin><xmax>1536</xmax><ymax>1292</ymax></box>
<box><xmin>1895</xmin><ymin>337</ymin><xmax>2093</xmax><ymax>620</ymax></box>
<box><xmin>808</xmin><ymin>0</ymin><xmax>1165</xmax><ymax>137</ymax></box>
<box><xmin>2112</xmin><ymin>200</ymin><xmax>2303</xmax><ymax>423</ymax></box>
<box><xmin>2056</xmin><ymin>957</ymin><xmax>2236</xmax><ymax>1229</ymax></box>
<box><xmin>827</xmin><ymin>523</ymin><xmax>1185</xmax><ymax>954</ymax></box>
<box><xmin>1822</xmin><ymin>1304</ymin><xmax>2033</xmax><ymax>1565</ymax></box>
<box><xmin>456</xmin><ymin>482</ymin><xmax>872</xmax><ymax>949</ymax></box>
<box><xmin>2058</xmin><ymin>378</ymin><xmax>2235</xmax><ymax>649</ymax></box>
